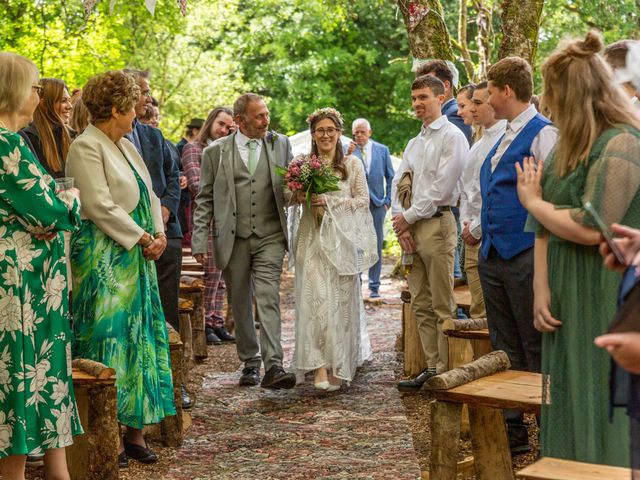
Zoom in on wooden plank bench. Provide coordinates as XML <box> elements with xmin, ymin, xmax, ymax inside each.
<box><xmin>66</xmin><ymin>363</ymin><xmax>118</xmax><ymax>480</ymax></box>
<box><xmin>454</xmin><ymin>285</ymin><xmax>471</xmax><ymax>311</ymax></box>
<box><xmin>517</xmin><ymin>457</ymin><xmax>632</xmax><ymax>480</ymax></box>
<box><xmin>428</xmin><ymin>369</ymin><xmax>542</xmax><ymax>480</ymax></box>
<box><xmin>443</xmin><ymin>318</ymin><xmax>492</xmax><ymax>364</ymax></box>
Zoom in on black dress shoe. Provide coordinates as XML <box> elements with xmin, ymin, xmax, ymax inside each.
<box><xmin>123</xmin><ymin>439</ymin><xmax>158</xmax><ymax>464</ymax></box>
<box><xmin>507</xmin><ymin>425</ymin><xmax>532</xmax><ymax>456</ymax></box>
<box><xmin>181</xmin><ymin>383</ymin><xmax>192</xmax><ymax>410</ymax></box>
<box><xmin>260</xmin><ymin>365</ymin><xmax>296</xmax><ymax>389</ymax></box>
<box><xmin>118</xmin><ymin>451</ymin><xmax>129</xmax><ymax>468</ymax></box>
<box><xmin>205</xmin><ymin>326</ymin><xmax>222</xmax><ymax>345</ymax></box>
<box><xmin>397</xmin><ymin>369</ymin><xmax>436</xmax><ymax>392</ymax></box>
<box><xmin>239</xmin><ymin>366</ymin><xmax>260</xmax><ymax>386</ymax></box>
<box><xmin>213</xmin><ymin>326</ymin><xmax>235</xmax><ymax>343</ymax></box>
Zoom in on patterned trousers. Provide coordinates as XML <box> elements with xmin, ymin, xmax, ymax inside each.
<box><xmin>205</xmin><ymin>233</ymin><xmax>227</xmax><ymax>328</ymax></box>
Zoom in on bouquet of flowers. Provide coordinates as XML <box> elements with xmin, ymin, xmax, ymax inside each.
<box><xmin>276</xmin><ymin>154</ymin><xmax>341</xmax><ymax>224</ymax></box>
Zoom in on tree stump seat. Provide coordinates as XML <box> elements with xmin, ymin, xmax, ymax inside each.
<box><xmin>426</xmin><ymin>369</ymin><xmax>542</xmax><ymax>480</ymax></box>
<box><xmin>67</xmin><ymin>361</ymin><xmax>118</xmax><ymax>480</ymax></box>
<box><xmin>443</xmin><ymin>318</ymin><xmax>492</xmax><ymax>363</ymax></box>
<box><xmin>179</xmin><ymin>283</ymin><xmax>207</xmax><ymax>360</ymax></box>
<box><xmin>517</xmin><ymin>457</ymin><xmax>631</xmax><ymax>480</ymax></box>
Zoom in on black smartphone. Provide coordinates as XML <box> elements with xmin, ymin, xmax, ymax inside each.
<box><xmin>584</xmin><ymin>201</ymin><xmax>626</xmax><ymax>265</ymax></box>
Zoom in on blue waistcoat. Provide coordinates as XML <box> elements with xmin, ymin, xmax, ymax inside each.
<box><xmin>480</xmin><ymin>113</ymin><xmax>552</xmax><ymax>260</ymax></box>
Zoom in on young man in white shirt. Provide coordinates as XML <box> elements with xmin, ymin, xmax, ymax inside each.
<box><xmin>392</xmin><ymin>75</ymin><xmax>470</xmax><ymax>391</ymax></box>
<box><xmin>478</xmin><ymin>57</ymin><xmax>557</xmax><ymax>453</ymax></box>
<box><xmin>460</xmin><ymin>82</ymin><xmax>507</xmax><ymax>319</ymax></box>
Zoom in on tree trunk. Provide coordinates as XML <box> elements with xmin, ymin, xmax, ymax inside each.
<box><xmin>473</xmin><ymin>0</ymin><xmax>493</xmax><ymax>79</ymax></box>
<box><xmin>398</xmin><ymin>0</ymin><xmax>455</xmax><ymax>61</ymax></box>
<box><xmin>498</xmin><ymin>0</ymin><xmax>545</xmax><ymax>64</ymax></box>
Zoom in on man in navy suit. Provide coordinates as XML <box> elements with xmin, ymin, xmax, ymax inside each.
<box><xmin>125</xmin><ymin>69</ymin><xmax>192</xmax><ymax>408</ymax></box>
<box><xmin>346</xmin><ymin>118</ymin><xmax>395</xmax><ymax>298</ymax></box>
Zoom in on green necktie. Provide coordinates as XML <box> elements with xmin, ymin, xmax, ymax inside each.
<box><xmin>361</xmin><ymin>146</ymin><xmax>367</xmax><ymax>171</ymax></box>
<box><xmin>247</xmin><ymin>140</ymin><xmax>259</xmax><ymax>175</ymax></box>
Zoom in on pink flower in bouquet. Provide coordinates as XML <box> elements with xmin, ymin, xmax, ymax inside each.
<box><xmin>290</xmin><ymin>165</ymin><xmax>302</xmax><ymax>176</ymax></box>
<box><xmin>310</xmin><ymin>157</ymin><xmax>322</xmax><ymax>170</ymax></box>
<box><xmin>287</xmin><ymin>180</ymin><xmax>303</xmax><ymax>191</ymax></box>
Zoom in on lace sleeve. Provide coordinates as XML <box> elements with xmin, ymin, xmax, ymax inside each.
<box><xmin>319</xmin><ymin>156</ymin><xmax>378</xmax><ymax>275</ymax></box>
<box><xmin>571</xmin><ymin>131</ymin><xmax>640</xmax><ymax>228</ymax></box>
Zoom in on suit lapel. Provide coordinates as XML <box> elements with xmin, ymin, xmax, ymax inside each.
<box><xmin>263</xmin><ymin>137</ymin><xmax>277</xmax><ymax>184</ymax></box>
<box><xmin>221</xmin><ymin>134</ymin><xmax>237</xmax><ymax>208</ymax></box>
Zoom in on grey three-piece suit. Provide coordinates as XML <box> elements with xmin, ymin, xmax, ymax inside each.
<box><xmin>192</xmin><ymin>131</ymin><xmax>292</xmax><ymax>370</ymax></box>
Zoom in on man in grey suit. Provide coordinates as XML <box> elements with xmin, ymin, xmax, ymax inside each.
<box><xmin>192</xmin><ymin>93</ymin><xmax>296</xmax><ymax>389</ymax></box>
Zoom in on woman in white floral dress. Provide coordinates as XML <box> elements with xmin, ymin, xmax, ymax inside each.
<box><xmin>291</xmin><ymin>108</ymin><xmax>378</xmax><ymax>391</ymax></box>
<box><xmin>0</xmin><ymin>52</ymin><xmax>83</xmax><ymax>480</ymax></box>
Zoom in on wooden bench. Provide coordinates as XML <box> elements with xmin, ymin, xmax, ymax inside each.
<box><xmin>67</xmin><ymin>362</ymin><xmax>118</xmax><ymax>480</ymax></box>
<box><xmin>517</xmin><ymin>457</ymin><xmax>632</xmax><ymax>479</ymax></box>
<box><xmin>428</xmin><ymin>369</ymin><xmax>542</xmax><ymax>480</ymax></box>
<box><xmin>178</xmin><ymin>299</ymin><xmax>195</xmax><ymax>367</ymax></box>
<box><xmin>443</xmin><ymin>318</ymin><xmax>492</xmax><ymax>365</ymax></box>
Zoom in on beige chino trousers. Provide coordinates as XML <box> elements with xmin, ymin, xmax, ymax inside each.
<box><xmin>408</xmin><ymin>211</ymin><xmax>457</xmax><ymax>373</ymax></box>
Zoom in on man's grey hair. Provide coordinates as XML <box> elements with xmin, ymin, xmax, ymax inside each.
<box><xmin>352</xmin><ymin>118</ymin><xmax>371</xmax><ymax>130</ymax></box>
<box><xmin>123</xmin><ymin>68</ymin><xmax>150</xmax><ymax>81</ymax></box>
<box><xmin>234</xmin><ymin>93</ymin><xmax>264</xmax><ymax>118</ymax></box>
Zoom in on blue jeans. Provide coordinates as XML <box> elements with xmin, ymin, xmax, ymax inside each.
<box><xmin>452</xmin><ymin>206</ymin><xmax>463</xmax><ymax>278</ymax></box>
<box><xmin>368</xmin><ymin>203</ymin><xmax>387</xmax><ymax>292</ymax></box>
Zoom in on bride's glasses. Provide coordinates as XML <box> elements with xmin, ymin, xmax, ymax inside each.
<box><xmin>314</xmin><ymin>127</ymin><xmax>340</xmax><ymax>137</ymax></box>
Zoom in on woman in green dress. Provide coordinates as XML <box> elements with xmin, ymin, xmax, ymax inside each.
<box><xmin>517</xmin><ymin>31</ymin><xmax>640</xmax><ymax>466</ymax></box>
<box><xmin>65</xmin><ymin>70</ymin><xmax>175</xmax><ymax>468</ymax></box>
<box><xmin>0</xmin><ymin>52</ymin><xmax>83</xmax><ymax>480</ymax></box>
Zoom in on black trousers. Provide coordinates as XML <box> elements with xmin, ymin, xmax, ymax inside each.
<box><xmin>478</xmin><ymin>246</ymin><xmax>541</xmax><ymax>435</ymax></box>
<box><xmin>155</xmin><ymin>238</ymin><xmax>183</xmax><ymax>331</ymax></box>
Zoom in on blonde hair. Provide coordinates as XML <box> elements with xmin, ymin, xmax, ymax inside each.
<box><xmin>0</xmin><ymin>52</ymin><xmax>39</xmax><ymax>115</ymax></box>
<box><xmin>542</xmin><ymin>30</ymin><xmax>640</xmax><ymax>176</ymax></box>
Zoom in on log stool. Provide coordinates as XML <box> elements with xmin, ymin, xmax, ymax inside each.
<box><xmin>179</xmin><ymin>282</ymin><xmax>207</xmax><ymax>360</ymax></box>
<box><xmin>400</xmin><ymin>290</ymin><xmax>428</xmax><ymax>376</ymax></box>
<box><xmin>425</xmin><ymin>352</ymin><xmax>542</xmax><ymax>480</ymax></box>
<box><xmin>178</xmin><ymin>297</ymin><xmax>195</xmax><ymax>368</ymax></box>
<box><xmin>67</xmin><ymin>359</ymin><xmax>118</xmax><ymax>480</ymax></box>
<box><xmin>517</xmin><ymin>457</ymin><xmax>631</xmax><ymax>480</ymax></box>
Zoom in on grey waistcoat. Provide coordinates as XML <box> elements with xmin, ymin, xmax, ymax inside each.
<box><xmin>233</xmin><ymin>141</ymin><xmax>282</xmax><ymax>239</ymax></box>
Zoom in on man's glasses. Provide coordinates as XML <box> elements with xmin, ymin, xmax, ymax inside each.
<box><xmin>314</xmin><ymin>127</ymin><xmax>340</xmax><ymax>137</ymax></box>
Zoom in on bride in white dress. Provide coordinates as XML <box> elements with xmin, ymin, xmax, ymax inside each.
<box><xmin>290</xmin><ymin>108</ymin><xmax>378</xmax><ymax>391</ymax></box>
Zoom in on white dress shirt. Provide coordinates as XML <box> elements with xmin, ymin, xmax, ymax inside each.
<box><xmin>490</xmin><ymin>105</ymin><xmax>558</xmax><ymax>172</ymax></box>
<box><xmin>235</xmin><ymin>130</ymin><xmax>263</xmax><ymax>168</ymax></box>
<box><xmin>460</xmin><ymin>120</ymin><xmax>507</xmax><ymax>239</ymax></box>
<box><xmin>392</xmin><ymin>115</ymin><xmax>470</xmax><ymax>223</ymax></box>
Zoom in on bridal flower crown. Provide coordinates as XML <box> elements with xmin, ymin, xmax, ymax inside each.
<box><xmin>306</xmin><ymin>107</ymin><xmax>344</xmax><ymax>128</ymax></box>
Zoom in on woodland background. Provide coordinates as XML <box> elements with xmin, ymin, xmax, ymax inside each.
<box><xmin>1</xmin><ymin>0</ymin><xmax>637</xmax><ymax>151</ymax></box>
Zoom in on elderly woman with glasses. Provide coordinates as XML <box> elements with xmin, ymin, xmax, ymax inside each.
<box><xmin>0</xmin><ymin>52</ymin><xmax>83</xmax><ymax>480</ymax></box>
<box><xmin>290</xmin><ymin>107</ymin><xmax>378</xmax><ymax>392</ymax></box>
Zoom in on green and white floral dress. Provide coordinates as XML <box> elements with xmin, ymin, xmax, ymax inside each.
<box><xmin>0</xmin><ymin>127</ymin><xmax>83</xmax><ymax>458</ymax></box>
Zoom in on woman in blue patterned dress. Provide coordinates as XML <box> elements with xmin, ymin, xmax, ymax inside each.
<box><xmin>65</xmin><ymin>71</ymin><xmax>175</xmax><ymax>468</ymax></box>
<box><xmin>0</xmin><ymin>52</ymin><xmax>83</xmax><ymax>480</ymax></box>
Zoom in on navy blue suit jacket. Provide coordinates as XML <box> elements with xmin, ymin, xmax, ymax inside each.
<box><xmin>442</xmin><ymin>98</ymin><xmax>473</xmax><ymax>145</ymax></box>
<box><xmin>132</xmin><ymin>122</ymin><xmax>182</xmax><ymax>238</ymax></box>
<box><xmin>344</xmin><ymin>140</ymin><xmax>395</xmax><ymax>208</ymax></box>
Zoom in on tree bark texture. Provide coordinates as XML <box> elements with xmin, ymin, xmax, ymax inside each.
<box><xmin>425</xmin><ymin>350</ymin><xmax>511</xmax><ymax>390</ymax></box>
<box><xmin>443</xmin><ymin>317</ymin><xmax>488</xmax><ymax>332</ymax></box>
<box><xmin>498</xmin><ymin>0</ymin><xmax>545</xmax><ymax>65</ymax></box>
<box><xmin>398</xmin><ymin>0</ymin><xmax>455</xmax><ymax>61</ymax></box>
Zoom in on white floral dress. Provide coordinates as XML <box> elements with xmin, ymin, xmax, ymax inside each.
<box><xmin>291</xmin><ymin>156</ymin><xmax>378</xmax><ymax>383</ymax></box>
<box><xmin>0</xmin><ymin>127</ymin><xmax>83</xmax><ymax>458</ymax></box>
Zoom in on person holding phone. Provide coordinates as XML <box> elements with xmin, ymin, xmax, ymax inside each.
<box><xmin>516</xmin><ymin>31</ymin><xmax>640</xmax><ymax>466</ymax></box>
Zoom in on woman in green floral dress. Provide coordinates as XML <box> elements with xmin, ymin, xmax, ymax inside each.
<box><xmin>65</xmin><ymin>70</ymin><xmax>175</xmax><ymax>467</ymax></box>
<box><xmin>0</xmin><ymin>52</ymin><xmax>83</xmax><ymax>480</ymax></box>
<box><xmin>517</xmin><ymin>31</ymin><xmax>640</xmax><ymax>466</ymax></box>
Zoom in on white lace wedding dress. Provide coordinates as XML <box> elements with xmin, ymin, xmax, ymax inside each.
<box><xmin>290</xmin><ymin>155</ymin><xmax>378</xmax><ymax>383</ymax></box>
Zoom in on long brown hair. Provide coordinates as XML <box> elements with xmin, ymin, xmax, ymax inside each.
<box><xmin>308</xmin><ymin>108</ymin><xmax>347</xmax><ymax>180</ymax></box>
<box><xmin>32</xmin><ymin>78</ymin><xmax>71</xmax><ymax>173</ymax></box>
<box><xmin>542</xmin><ymin>31</ymin><xmax>640</xmax><ymax>176</ymax></box>
<box><xmin>196</xmin><ymin>107</ymin><xmax>233</xmax><ymax>145</ymax></box>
